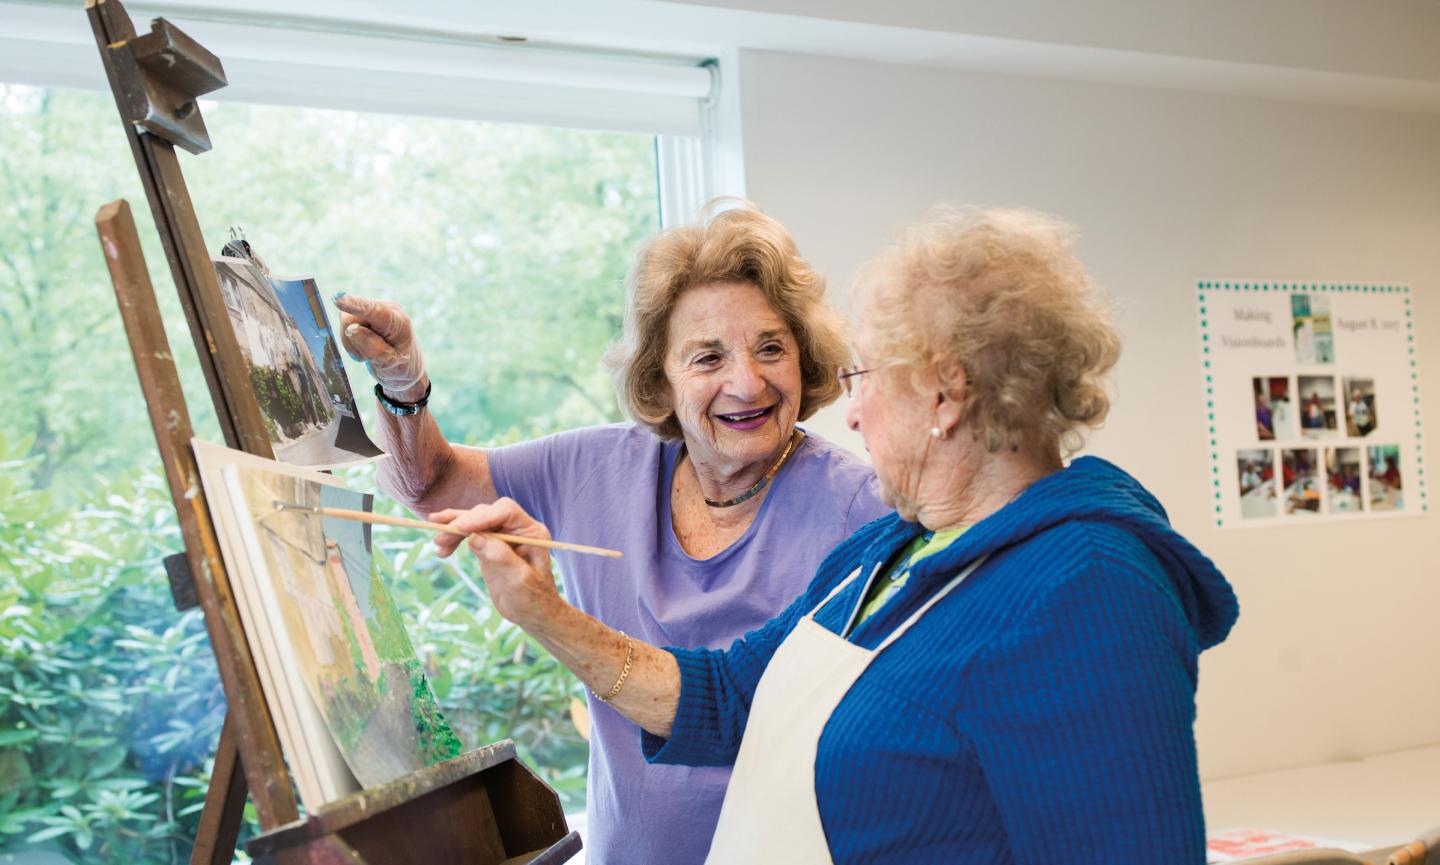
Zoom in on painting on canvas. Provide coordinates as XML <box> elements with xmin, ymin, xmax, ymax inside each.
<box><xmin>194</xmin><ymin>440</ymin><xmax>460</xmax><ymax>802</ymax></box>
<box><xmin>227</xmin><ymin>460</ymin><xmax>462</xmax><ymax>787</ymax></box>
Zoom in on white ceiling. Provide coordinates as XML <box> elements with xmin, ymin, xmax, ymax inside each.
<box><xmin>10</xmin><ymin>0</ymin><xmax>1440</xmax><ymax>113</ymax></box>
<box><xmin>657</xmin><ymin>0</ymin><xmax>1440</xmax><ymax>83</ymax></box>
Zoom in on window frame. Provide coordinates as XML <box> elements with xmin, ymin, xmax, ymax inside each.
<box><xmin>0</xmin><ymin>0</ymin><xmax>736</xmax><ymax>224</ymax></box>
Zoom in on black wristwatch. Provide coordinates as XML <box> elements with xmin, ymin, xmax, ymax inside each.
<box><xmin>375</xmin><ymin>381</ymin><xmax>432</xmax><ymax>416</ymax></box>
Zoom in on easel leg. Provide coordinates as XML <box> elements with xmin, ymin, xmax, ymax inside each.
<box><xmin>191</xmin><ymin>713</ymin><xmax>248</xmax><ymax>865</ymax></box>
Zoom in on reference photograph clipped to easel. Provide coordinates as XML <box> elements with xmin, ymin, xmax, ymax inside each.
<box><xmin>4</xmin><ymin>2</ymin><xmax>1440</xmax><ymax>865</ymax></box>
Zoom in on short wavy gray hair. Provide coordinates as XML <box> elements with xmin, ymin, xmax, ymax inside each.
<box><xmin>857</xmin><ymin>207</ymin><xmax>1120</xmax><ymax>457</ymax></box>
<box><xmin>603</xmin><ymin>200</ymin><xmax>850</xmax><ymax>440</ymax></box>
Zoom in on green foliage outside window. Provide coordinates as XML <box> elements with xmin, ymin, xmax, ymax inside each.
<box><xmin>0</xmin><ymin>84</ymin><xmax>660</xmax><ymax>862</ymax></box>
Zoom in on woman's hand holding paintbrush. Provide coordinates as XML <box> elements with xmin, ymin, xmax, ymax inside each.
<box><xmin>430</xmin><ymin>500</ymin><xmax>571</xmax><ymax>628</ymax></box>
<box><xmin>431</xmin><ymin>498</ymin><xmax>682</xmax><ymax>737</ymax></box>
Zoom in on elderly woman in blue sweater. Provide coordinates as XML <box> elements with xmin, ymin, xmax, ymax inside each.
<box><xmin>433</xmin><ymin>207</ymin><xmax>1240</xmax><ymax>864</ymax></box>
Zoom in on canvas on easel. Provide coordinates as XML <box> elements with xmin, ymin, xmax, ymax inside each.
<box><xmin>194</xmin><ymin>440</ymin><xmax>463</xmax><ymax>810</ymax></box>
<box><xmin>193</xmin><ymin>439</ymin><xmax>352</xmax><ymax>810</ymax></box>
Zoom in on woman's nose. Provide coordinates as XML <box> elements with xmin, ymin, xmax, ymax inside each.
<box><xmin>726</xmin><ymin>356</ymin><xmax>766</xmax><ymax>400</ymax></box>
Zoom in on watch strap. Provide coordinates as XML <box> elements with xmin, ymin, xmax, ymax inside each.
<box><xmin>375</xmin><ymin>381</ymin><xmax>431</xmax><ymax>416</ymax></box>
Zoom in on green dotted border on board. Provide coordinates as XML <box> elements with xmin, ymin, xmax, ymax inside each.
<box><xmin>1197</xmin><ymin>280</ymin><xmax>1428</xmax><ymax>529</ymax></box>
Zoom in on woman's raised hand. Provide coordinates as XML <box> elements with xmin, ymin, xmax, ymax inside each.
<box><xmin>333</xmin><ymin>293</ymin><xmax>428</xmax><ymax>402</ymax></box>
<box><xmin>430</xmin><ymin>498</ymin><xmax>562</xmax><ymax>627</ymax></box>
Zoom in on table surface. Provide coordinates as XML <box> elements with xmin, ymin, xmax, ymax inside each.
<box><xmin>1203</xmin><ymin>743</ymin><xmax>1440</xmax><ymax>853</ymax></box>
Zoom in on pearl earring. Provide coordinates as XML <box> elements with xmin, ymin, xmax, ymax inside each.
<box><xmin>930</xmin><ymin>426</ymin><xmax>943</xmax><ymax>439</ymax></box>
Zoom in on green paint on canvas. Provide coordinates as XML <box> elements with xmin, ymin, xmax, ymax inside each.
<box><xmin>406</xmin><ymin>660</ymin><xmax>463</xmax><ymax>762</ymax></box>
<box><xmin>231</xmin><ymin>463</ymin><xmax>465</xmax><ymax>789</ymax></box>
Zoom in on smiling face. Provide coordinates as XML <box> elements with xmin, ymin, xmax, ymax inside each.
<box><xmin>663</xmin><ymin>280</ymin><xmax>803</xmax><ymax>476</ymax></box>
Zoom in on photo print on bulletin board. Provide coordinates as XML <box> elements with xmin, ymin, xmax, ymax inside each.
<box><xmin>1323</xmin><ymin>447</ymin><xmax>1363</xmax><ymax>514</ymax></box>
<box><xmin>1280</xmin><ymin>447</ymin><xmax>1322</xmax><ymax>516</ymax></box>
<box><xmin>1197</xmin><ymin>282</ymin><xmax>1427</xmax><ymax>528</ymax></box>
<box><xmin>1252</xmin><ymin>377</ymin><xmax>1296</xmax><ymax>441</ymax></box>
<box><xmin>1297</xmin><ymin>375</ymin><xmax>1339</xmax><ymax>439</ymax></box>
<box><xmin>1235</xmin><ymin>448</ymin><xmax>1277</xmax><ymax>520</ymax></box>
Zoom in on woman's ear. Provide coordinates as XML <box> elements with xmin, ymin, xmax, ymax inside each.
<box><xmin>933</xmin><ymin>357</ymin><xmax>967</xmax><ymax>436</ymax></box>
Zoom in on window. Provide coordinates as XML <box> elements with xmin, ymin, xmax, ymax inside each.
<box><xmin>0</xmin><ymin>43</ymin><xmax>687</xmax><ymax>858</ymax></box>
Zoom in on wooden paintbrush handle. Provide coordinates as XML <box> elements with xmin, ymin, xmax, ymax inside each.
<box><xmin>316</xmin><ymin>507</ymin><xmax>623</xmax><ymax>559</ymax></box>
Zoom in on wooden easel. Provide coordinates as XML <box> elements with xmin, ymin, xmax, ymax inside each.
<box><xmin>87</xmin><ymin>2</ymin><xmax>581</xmax><ymax>862</ymax></box>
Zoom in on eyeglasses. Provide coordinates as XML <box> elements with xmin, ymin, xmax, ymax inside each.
<box><xmin>836</xmin><ymin>366</ymin><xmax>873</xmax><ymax>399</ymax></box>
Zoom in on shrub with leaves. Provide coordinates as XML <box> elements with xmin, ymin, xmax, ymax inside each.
<box><xmin>0</xmin><ymin>433</ymin><xmax>225</xmax><ymax>862</ymax></box>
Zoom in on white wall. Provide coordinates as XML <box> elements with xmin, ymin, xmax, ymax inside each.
<box><xmin>736</xmin><ymin>49</ymin><xmax>1440</xmax><ymax>781</ymax></box>
<box><xmin>676</xmin><ymin>0</ymin><xmax>1440</xmax><ymax>84</ymax></box>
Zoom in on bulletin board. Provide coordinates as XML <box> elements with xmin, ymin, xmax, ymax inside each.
<box><xmin>1197</xmin><ymin>281</ymin><xmax>1427</xmax><ymax>528</ymax></box>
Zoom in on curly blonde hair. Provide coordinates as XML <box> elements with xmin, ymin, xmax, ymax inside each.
<box><xmin>857</xmin><ymin>207</ymin><xmax>1120</xmax><ymax>457</ymax></box>
<box><xmin>603</xmin><ymin>200</ymin><xmax>850</xmax><ymax>440</ymax></box>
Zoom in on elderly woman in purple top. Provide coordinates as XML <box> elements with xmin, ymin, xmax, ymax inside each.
<box><xmin>334</xmin><ymin>203</ymin><xmax>888</xmax><ymax>865</ymax></box>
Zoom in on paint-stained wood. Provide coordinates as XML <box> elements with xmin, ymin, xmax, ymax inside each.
<box><xmin>500</xmin><ymin>834</ymin><xmax>583</xmax><ymax>865</ymax></box>
<box><xmin>96</xmin><ymin>200</ymin><xmax>299</xmax><ymax>832</ymax></box>
<box><xmin>249</xmin><ymin>744</ymin><xmax>576</xmax><ymax>865</ymax></box>
<box><xmin>189</xmin><ymin>716</ymin><xmax>248</xmax><ymax>865</ymax></box>
<box><xmin>253</xmin><ymin>742</ymin><xmax>514</xmax><ymax>851</ymax></box>
<box><xmin>88</xmin><ymin>0</ymin><xmax>270</xmax><ymax>456</ymax></box>
<box><xmin>483</xmin><ymin>757</ymin><xmax>569</xmax><ymax>856</ymax></box>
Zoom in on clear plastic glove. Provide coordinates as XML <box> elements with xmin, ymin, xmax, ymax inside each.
<box><xmin>333</xmin><ymin>292</ymin><xmax>428</xmax><ymax>401</ymax></box>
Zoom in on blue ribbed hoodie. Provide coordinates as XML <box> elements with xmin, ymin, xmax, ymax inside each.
<box><xmin>644</xmin><ymin>456</ymin><xmax>1240</xmax><ymax>864</ymax></box>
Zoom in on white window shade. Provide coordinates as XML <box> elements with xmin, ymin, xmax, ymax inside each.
<box><xmin>0</xmin><ymin>0</ymin><xmax>714</xmax><ymax>136</ymax></box>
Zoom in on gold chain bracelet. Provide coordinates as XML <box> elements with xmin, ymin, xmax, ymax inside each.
<box><xmin>595</xmin><ymin>632</ymin><xmax>634</xmax><ymax>703</ymax></box>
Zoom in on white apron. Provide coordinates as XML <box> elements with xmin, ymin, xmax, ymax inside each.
<box><xmin>703</xmin><ymin>554</ymin><xmax>988</xmax><ymax>865</ymax></box>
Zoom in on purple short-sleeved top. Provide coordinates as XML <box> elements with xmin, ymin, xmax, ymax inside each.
<box><xmin>488</xmin><ymin>422</ymin><xmax>889</xmax><ymax>865</ymax></box>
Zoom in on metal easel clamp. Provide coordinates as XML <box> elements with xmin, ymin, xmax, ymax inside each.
<box><xmin>106</xmin><ymin>17</ymin><xmax>227</xmax><ymax>155</ymax></box>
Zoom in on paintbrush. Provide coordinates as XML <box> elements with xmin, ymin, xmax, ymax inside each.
<box><xmin>270</xmin><ymin>500</ymin><xmax>623</xmax><ymax>559</ymax></box>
